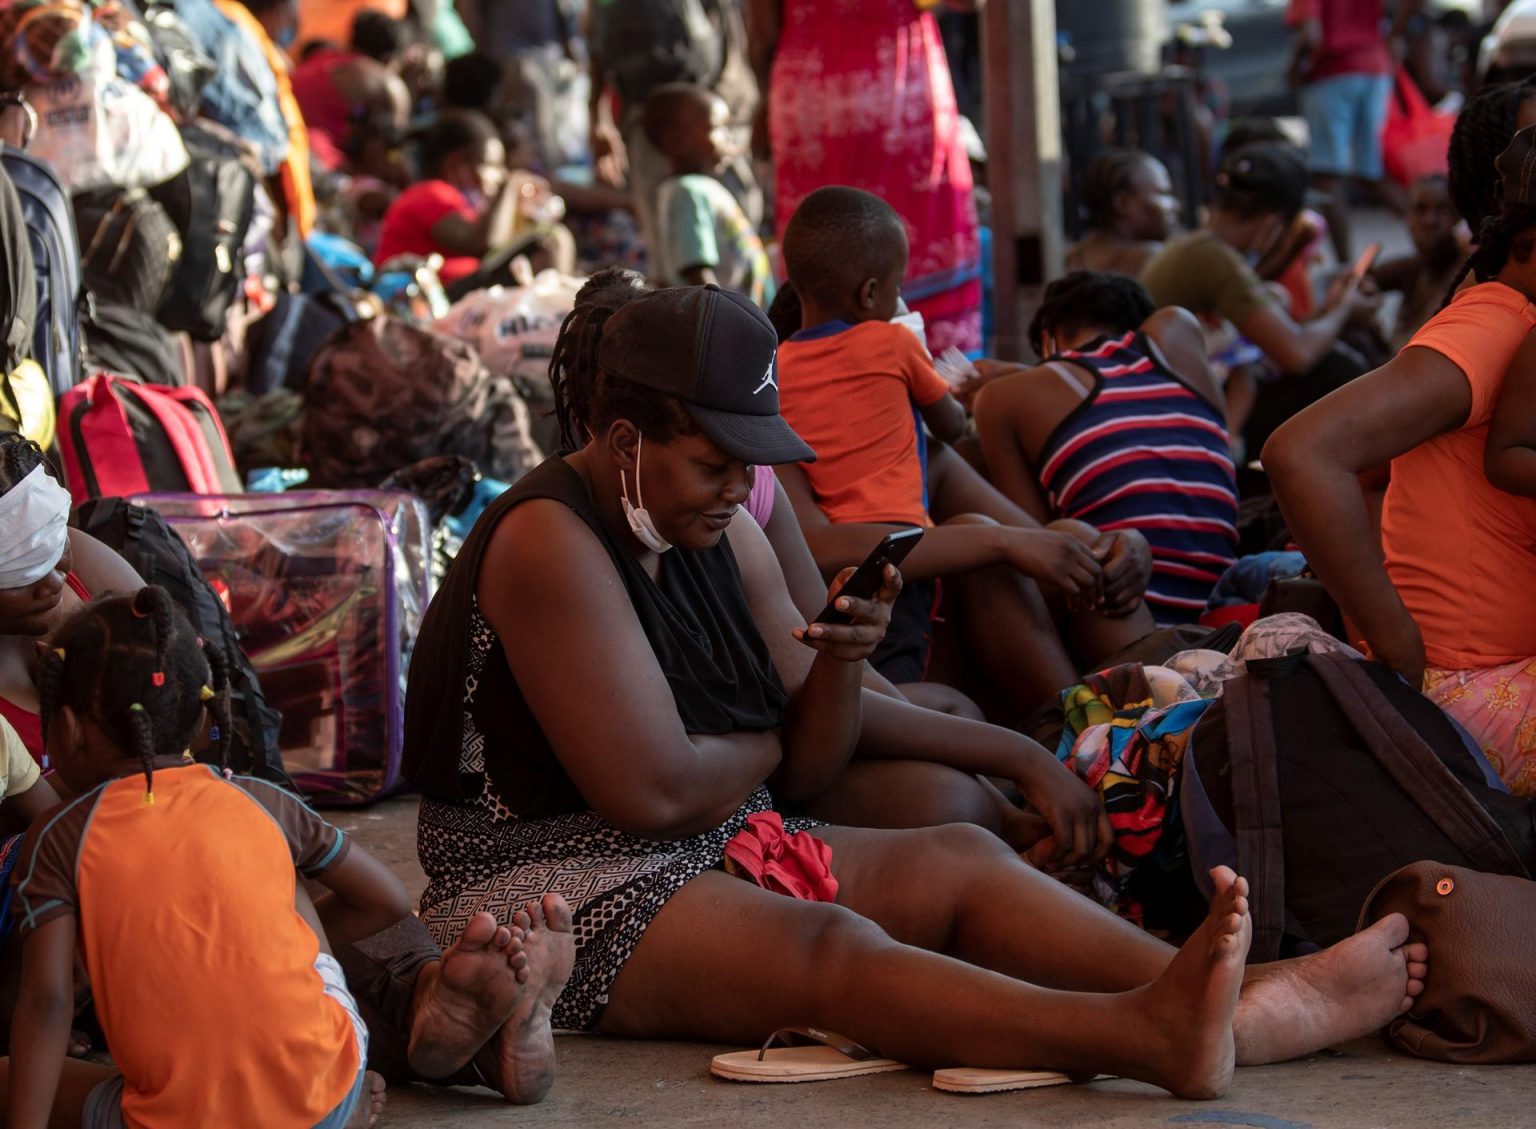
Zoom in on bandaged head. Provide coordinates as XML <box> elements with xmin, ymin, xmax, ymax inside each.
<box><xmin>0</xmin><ymin>465</ymin><xmax>71</xmax><ymax>589</ymax></box>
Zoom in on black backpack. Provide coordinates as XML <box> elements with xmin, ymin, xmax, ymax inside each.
<box><xmin>591</xmin><ymin>0</ymin><xmax>725</xmax><ymax>106</ymax></box>
<box><xmin>73</xmin><ymin>187</ymin><xmax>184</xmax><ymax>314</ymax></box>
<box><xmin>72</xmin><ymin>497</ymin><xmax>291</xmax><ymax>788</ymax></box>
<box><xmin>150</xmin><ymin>125</ymin><xmax>257</xmax><ymax>342</ymax></box>
<box><xmin>1</xmin><ymin>143</ymin><xmax>85</xmax><ymax>394</ymax></box>
<box><xmin>243</xmin><ymin>290</ymin><xmax>359</xmax><ymax>397</ymax></box>
<box><xmin>84</xmin><ymin>302</ymin><xmax>185</xmax><ymax>387</ymax></box>
<box><xmin>1184</xmin><ymin>651</ymin><xmax>1534</xmax><ymax>961</ymax></box>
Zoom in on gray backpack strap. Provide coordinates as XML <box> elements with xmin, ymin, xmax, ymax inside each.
<box><xmin>1308</xmin><ymin>652</ymin><xmax>1528</xmax><ymax>878</ymax></box>
<box><xmin>1223</xmin><ymin>670</ymin><xmax>1287</xmax><ymax>962</ymax></box>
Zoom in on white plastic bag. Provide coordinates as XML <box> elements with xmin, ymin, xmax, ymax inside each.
<box><xmin>25</xmin><ymin>39</ymin><xmax>188</xmax><ymax>192</ymax></box>
<box><xmin>434</xmin><ymin>267</ymin><xmax>586</xmax><ymax>391</ymax></box>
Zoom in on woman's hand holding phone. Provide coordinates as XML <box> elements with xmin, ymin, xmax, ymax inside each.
<box><xmin>793</xmin><ymin>564</ymin><xmax>901</xmax><ymax>663</ymax></box>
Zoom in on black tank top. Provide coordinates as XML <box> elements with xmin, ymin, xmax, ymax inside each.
<box><xmin>403</xmin><ymin>456</ymin><xmax>789</xmax><ymax>814</ymax></box>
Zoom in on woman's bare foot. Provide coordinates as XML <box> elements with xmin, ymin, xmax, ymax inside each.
<box><xmin>474</xmin><ymin>893</ymin><xmax>576</xmax><ymax>1105</ymax></box>
<box><xmin>345</xmin><ymin>1071</ymin><xmax>387</xmax><ymax>1128</ymax></box>
<box><xmin>1233</xmin><ymin>913</ymin><xmax>1427</xmax><ymax>1065</ymax></box>
<box><xmin>406</xmin><ymin>912</ymin><xmax>529</xmax><ymax>1081</ymax></box>
<box><xmin>1127</xmin><ymin>866</ymin><xmax>1250</xmax><ymax>1099</ymax></box>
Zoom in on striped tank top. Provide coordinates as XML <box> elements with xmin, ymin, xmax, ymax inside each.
<box><xmin>1038</xmin><ymin>332</ymin><xmax>1238</xmax><ymax>625</ymax></box>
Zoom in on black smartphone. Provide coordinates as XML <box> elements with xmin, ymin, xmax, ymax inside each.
<box><xmin>813</xmin><ymin>528</ymin><xmax>924</xmax><ymax>626</ymax></box>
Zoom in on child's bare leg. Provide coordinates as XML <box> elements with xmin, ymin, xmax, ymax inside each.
<box><xmin>599</xmin><ymin>867</ymin><xmax>1248</xmax><ymax>1099</ymax></box>
<box><xmin>0</xmin><ymin>1057</ymin><xmax>116</xmax><ymax>1129</ymax></box>
<box><xmin>796</xmin><ymin>760</ymin><xmax>1006</xmax><ymax>836</ymax></box>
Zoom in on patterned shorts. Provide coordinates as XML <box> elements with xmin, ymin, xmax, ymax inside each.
<box><xmin>1425</xmin><ymin>659</ymin><xmax>1536</xmax><ymax>795</ymax></box>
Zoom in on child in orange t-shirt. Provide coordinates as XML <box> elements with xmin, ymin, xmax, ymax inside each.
<box><xmin>774</xmin><ymin>187</ymin><xmax>1141</xmax><ymax>704</ymax></box>
<box><xmin>7</xmin><ymin>589</ymin><xmax>408</xmax><ymax>1129</ymax></box>
<box><xmin>777</xmin><ymin>187</ymin><xmax>967</xmax><ymax>527</ymax></box>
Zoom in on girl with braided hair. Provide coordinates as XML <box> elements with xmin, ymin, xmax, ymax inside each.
<box><xmin>5</xmin><ymin>588</ymin><xmax>410</xmax><ymax>1128</ymax></box>
<box><xmin>1447</xmin><ymin>78</ymin><xmax>1536</xmax><ymax>237</ymax></box>
<box><xmin>1265</xmin><ymin>122</ymin><xmax>1536</xmax><ymax>795</ymax></box>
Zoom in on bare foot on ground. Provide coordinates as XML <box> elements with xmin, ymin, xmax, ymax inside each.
<box><xmin>345</xmin><ymin>1071</ymin><xmax>386</xmax><ymax>1128</ymax></box>
<box><xmin>474</xmin><ymin>893</ymin><xmax>576</xmax><ymax>1105</ymax></box>
<box><xmin>1233</xmin><ymin>913</ymin><xmax>1427</xmax><ymax>1065</ymax></box>
<box><xmin>407</xmin><ymin>911</ymin><xmax>528</xmax><ymax>1081</ymax></box>
<box><xmin>1127</xmin><ymin>865</ymin><xmax>1250</xmax><ymax>1100</ymax></box>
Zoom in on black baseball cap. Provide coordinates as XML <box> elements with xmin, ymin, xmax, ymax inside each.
<box><xmin>1217</xmin><ymin>141</ymin><xmax>1308</xmax><ymax>221</ymax></box>
<box><xmin>598</xmin><ymin>285</ymin><xmax>816</xmax><ymax>465</ymax></box>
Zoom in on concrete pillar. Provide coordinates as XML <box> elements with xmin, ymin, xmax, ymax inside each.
<box><xmin>983</xmin><ymin>0</ymin><xmax>1063</xmax><ymax>361</ymax></box>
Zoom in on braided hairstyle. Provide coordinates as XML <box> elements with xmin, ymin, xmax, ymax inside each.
<box><xmin>37</xmin><ymin>587</ymin><xmax>234</xmax><ymax>802</ymax></box>
<box><xmin>0</xmin><ymin>430</ymin><xmax>54</xmax><ymax>493</ymax></box>
<box><xmin>1441</xmin><ymin>125</ymin><xmax>1536</xmax><ymax>305</ymax></box>
<box><xmin>548</xmin><ymin>267</ymin><xmax>696</xmax><ymax>451</ymax></box>
<box><xmin>1448</xmin><ymin>78</ymin><xmax>1536</xmax><ymax>233</ymax></box>
<box><xmin>1028</xmin><ymin>271</ymin><xmax>1156</xmax><ymax>358</ymax></box>
<box><xmin>1081</xmin><ymin>148</ymin><xmax>1153</xmax><ymax>230</ymax></box>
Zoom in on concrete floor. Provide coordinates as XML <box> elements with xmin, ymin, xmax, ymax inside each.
<box><xmin>333</xmin><ymin>797</ymin><xmax>1536</xmax><ymax>1129</ymax></box>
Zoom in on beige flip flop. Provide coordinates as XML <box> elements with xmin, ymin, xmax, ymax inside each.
<box><xmin>710</xmin><ymin>1027</ymin><xmax>909</xmax><ymax>1083</ymax></box>
<box><xmin>931</xmin><ymin>1067</ymin><xmax>1081</xmax><ymax>1094</ymax></box>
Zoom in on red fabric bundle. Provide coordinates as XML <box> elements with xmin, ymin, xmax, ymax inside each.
<box><xmin>723</xmin><ymin>812</ymin><xmax>839</xmax><ymax>903</ymax></box>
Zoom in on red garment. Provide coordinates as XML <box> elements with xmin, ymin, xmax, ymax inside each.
<box><xmin>291</xmin><ymin>47</ymin><xmax>355</xmax><ymax>171</ymax></box>
<box><xmin>373</xmin><ymin>180</ymin><xmax>481</xmax><ymax>284</ymax></box>
<box><xmin>1287</xmin><ymin>0</ymin><xmax>1390</xmax><ymax>80</ymax></box>
<box><xmin>769</xmin><ymin>0</ymin><xmax>982</xmax><ymax>354</ymax></box>
<box><xmin>723</xmin><ymin>812</ymin><xmax>839</xmax><ymax>902</ymax></box>
<box><xmin>1</xmin><ymin>572</ymin><xmax>91</xmax><ymax>761</ymax></box>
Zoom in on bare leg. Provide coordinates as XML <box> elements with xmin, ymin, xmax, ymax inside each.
<box><xmin>600</xmin><ymin>863</ymin><xmax>1250</xmax><ymax>1099</ymax></box>
<box><xmin>816</xmin><ymin>823</ymin><xmax>1426</xmax><ymax>1065</ymax></box>
<box><xmin>0</xmin><ymin>1057</ymin><xmax>115</xmax><ymax>1129</ymax></box>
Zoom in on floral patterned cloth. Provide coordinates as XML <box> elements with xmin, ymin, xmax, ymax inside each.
<box><xmin>768</xmin><ymin>0</ymin><xmax>982</xmax><ymax>353</ymax></box>
<box><xmin>1425</xmin><ymin>660</ymin><xmax>1536</xmax><ymax>796</ymax></box>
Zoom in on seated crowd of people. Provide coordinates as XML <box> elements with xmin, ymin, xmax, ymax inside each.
<box><xmin>0</xmin><ymin>0</ymin><xmax>1532</xmax><ymax>1125</ymax></box>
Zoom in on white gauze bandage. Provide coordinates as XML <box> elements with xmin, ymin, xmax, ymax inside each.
<box><xmin>0</xmin><ymin>465</ymin><xmax>71</xmax><ymax>589</ymax></box>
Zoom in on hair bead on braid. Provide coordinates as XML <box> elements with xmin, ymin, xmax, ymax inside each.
<box><xmin>39</xmin><ymin>586</ymin><xmax>232</xmax><ymax>801</ymax></box>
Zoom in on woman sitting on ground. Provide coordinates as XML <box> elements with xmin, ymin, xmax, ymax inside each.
<box><xmin>0</xmin><ymin>436</ymin><xmax>142</xmax><ymax>760</ymax></box>
<box><xmin>403</xmin><ymin>278</ymin><xmax>1426</xmax><ymax>1100</ymax></box>
<box><xmin>1065</xmin><ymin>148</ymin><xmax>1178</xmax><ymax>278</ymax></box>
<box><xmin>1265</xmin><ymin>123</ymin><xmax>1536</xmax><ymax>794</ymax></box>
<box><xmin>970</xmin><ymin>273</ymin><xmax>1238</xmax><ymax>626</ymax></box>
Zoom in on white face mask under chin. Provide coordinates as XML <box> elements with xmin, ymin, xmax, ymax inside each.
<box><xmin>621</xmin><ymin>433</ymin><xmax>673</xmax><ymax>554</ymax></box>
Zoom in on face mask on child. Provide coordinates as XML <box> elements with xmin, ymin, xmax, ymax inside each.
<box><xmin>621</xmin><ymin>433</ymin><xmax>672</xmax><ymax>554</ymax></box>
<box><xmin>891</xmin><ymin>298</ymin><xmax>928</xmax><ymax>354</ymax></box>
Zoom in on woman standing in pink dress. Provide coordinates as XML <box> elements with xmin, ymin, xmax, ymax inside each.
<box><xmin>751</xmin><ymin>0</ymin><xmax>984</xmax><ymax>354</ymax></box>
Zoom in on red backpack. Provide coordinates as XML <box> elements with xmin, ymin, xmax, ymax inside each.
<box><xmin>57</xmin><ymin>373</ymin><xmax>242</xmax><ymax>503</ymax></box>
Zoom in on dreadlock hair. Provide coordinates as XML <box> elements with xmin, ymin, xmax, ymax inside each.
<box><xmin>1028</xmin><ymin>271</ymin><xmax>1155</xmax><ymax>359</ymax></box>
<box><xmin>1081</xmin><ymin>148</ymin><xmax>1156</xmax><ymax>229</ymax></box>
<box><xmin>548</xmin><ymin>267</ymin><xmax>696</xmax><ymax>451</ymax></box>
<box><xmin>37</xmin><ymin>587</ymin><xmax>234</xmax><ymax>803</ymax></box>
<box><xmin>1441</xmin><ymin>124</ymin><xmax>1536</xmax><ymax>307</ymax></box>
<box><xmin>767</xmin><ymin>281</ymin><xmax>802</xmax><ymax>345</ymax></box>
<box><xmin>782</xmin><ymin>186</ymin><xmax>908</xmax><ymax>310</ymax></box>
<box><xmin>0</xmin><ymin>430</ymin><xmax>56</xmax><ymax>493</ymax></box>
<box><xmin>1448</xmin><ymin>78</ymin><xmax>1536</xmax><ymax>233</ymax></box>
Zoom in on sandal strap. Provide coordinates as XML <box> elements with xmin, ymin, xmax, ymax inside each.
<box><xmin>757</xmin><ymin>1026</ymin><xmax>879</xmax><ymax>1063</ymax></box>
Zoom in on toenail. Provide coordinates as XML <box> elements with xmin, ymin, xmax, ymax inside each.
<box><xmin>1435</xmin><ymin>877</ymin><xmax>1454</xmax><ymax>895</ymax></box>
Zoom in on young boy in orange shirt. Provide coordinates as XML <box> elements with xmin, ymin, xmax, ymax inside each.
<box><xmin>776</xmin><ymin>186</ymin><xmax>1157</xmax><ymax>718</ymax></box>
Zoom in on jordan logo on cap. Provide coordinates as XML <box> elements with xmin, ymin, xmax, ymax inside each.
<box><xmin>753</xmin><ymin>360</ymin><xmax>777</xmax><ymax>396</ymax></box>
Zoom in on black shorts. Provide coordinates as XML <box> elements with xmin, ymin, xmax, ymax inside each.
<box><xmin>870</xmin><ymin>578</ymin><xmax>941</xmax><ymax>685</ymax></box>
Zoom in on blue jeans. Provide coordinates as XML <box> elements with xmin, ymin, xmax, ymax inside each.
<box><xmin>1300</xmin><ymin>71</ymin><xmax>1393</xmax><ymax>181</ymax></box>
